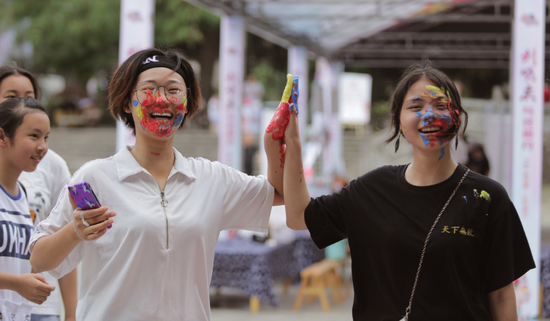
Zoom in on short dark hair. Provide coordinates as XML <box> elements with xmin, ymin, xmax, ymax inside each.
<box><xmin>0</xmin><ymin>65</ymin><xmax>41</xmax><ymax>100</ymax></box>
<box><xmin>0</xmin><ymin>97</ymin><xmax>47</xmax><ymax>139</ymax></box>
<box><xmin>386</xmin><ymin>63</ymin><xmax>468</xmax><ymax>143</ymax></box>
<box><xmin>108</xmin><ymin>48</ymin><xmax>202</xmax><ymax>134</ymax></box>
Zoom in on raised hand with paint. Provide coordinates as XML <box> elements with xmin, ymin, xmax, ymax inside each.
<box><xmin>29</xmin><ymin>48</ymin><xmax>283</xmax><ymax>321</ymax></box>
<box><xmin>283</xmin><ymin>64</ymin><xmax>533</xmax><ymax>320</ymax></box>
<box><xmin>265</xmin><ymin>74</ymin><xmax>299</xmax><ymax>167</ymax></box>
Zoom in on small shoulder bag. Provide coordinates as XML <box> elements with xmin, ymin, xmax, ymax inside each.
<box><xmin>400</xmin><ymin>168</ymin><xmax>470</xmax><ymax>321</ymax></box>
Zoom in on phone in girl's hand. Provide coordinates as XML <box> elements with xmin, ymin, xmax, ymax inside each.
<box><xmin>68</xmin><ymin>182</ymin><xmax>101</xmax><ymax>210</ymax></box>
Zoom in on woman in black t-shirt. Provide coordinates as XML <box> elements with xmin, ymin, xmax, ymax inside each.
<box><xmin>282</xmin><ymin>64</ymin><xmax>534</xmax><ymax>320</ymax></box>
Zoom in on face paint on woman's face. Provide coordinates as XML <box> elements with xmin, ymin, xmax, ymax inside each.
<box><xmin>417</xmin><ymin>106</ymin><xmax>452</xmax><ymax>147</ymax></box>
<box><xmin>415</xmin><ymin>85</ymin><xmax>460</xmax><ymax>148</ymax></box>
<box><xmin>135</xmin><ymin>88</ymin><xmax>187</xmax><ymax>137</ymax></box>
<box><xmin>400</xmin><ymin>79</ymin><xmax>463</xmax><ymax>160</ymax></box>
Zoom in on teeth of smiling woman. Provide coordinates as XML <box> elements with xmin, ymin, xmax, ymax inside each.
<box><xmin>150</xmin><ymin>112</ymin><xmax>173</xmax><ymax>119</ymax></box>
<box><xmin>420</xmin><ymin>127</ymin><xmax>442</xmax><ymax>133</ymax></box>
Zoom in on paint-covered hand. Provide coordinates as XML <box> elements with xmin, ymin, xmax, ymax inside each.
<box><xmin>265</xmin><ymin>74</ymin><xmax>299</xmax><ymax>167</ymax></box>
<box><xmin>266</xmin><ymin>74</ymin><xmax>299</xmax><ymax>141</ymax></box>
<box><xmin>289</xmin><ymin>76</ymin><xmax>299</xmax><ymax>115</ymax></box>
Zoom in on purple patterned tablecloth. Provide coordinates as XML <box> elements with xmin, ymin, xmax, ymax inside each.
<box><xmin>210</xmin><ymin>231</ymin><xmax>324</xmax><ymax>306</ymax></box>
<box><xmin>541</xmin><ymin>244</ymin><xmax>550</xmax><ymax>317</ymax></box>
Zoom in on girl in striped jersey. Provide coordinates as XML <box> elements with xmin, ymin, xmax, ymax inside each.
<box><xmin>0</xmin><ymin>97</ymin><xmax>55</xmax><ymax>321</ymax></box>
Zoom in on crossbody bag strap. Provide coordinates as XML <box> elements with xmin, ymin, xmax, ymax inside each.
<box><xmin>401</xmin><ymin>168</ymin><xmax>470</xmax><ymax>321</ymax></box>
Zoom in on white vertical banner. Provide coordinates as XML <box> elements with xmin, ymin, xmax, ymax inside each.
<box><xmin>288</xmin><ymin>46</ymin><xmax>309</xmax><ymax>145</ymax></box>
<box><xmin>330</xmin><ymin>61</ymin><xmax>344</xmax><ymax>175</ymax></box>
<box><xmin>510</xmin><ymin>0</ymin><xmax>545</xmax><ymax>318</ymax></box>
<box><xmin>116</xmin><ymin>0</ymin><xmax>155</xmax><ymax>152</ymax></box>
<box><xmin>315</xmin><ymin>57</ymin><xmax>333</xmax><ymax>177</ymax></box>
<box><xmin>218</xmin><ymin>15</ymin><xmax>245</xmax><ymax>170</ymax></box>
<box><xmin>338</xmin><ymin>72</ymin><xmax>372</xmax><ymax>126</ymax></box>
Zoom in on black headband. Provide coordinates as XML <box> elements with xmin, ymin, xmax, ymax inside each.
<box><xmin>138</xmin><ymin>55</ymin><xmax>186</xmax><ymax>80</ymax></box>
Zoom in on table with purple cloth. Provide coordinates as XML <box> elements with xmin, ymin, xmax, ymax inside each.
<box><xmin>210</xmin><ymin>231</ymin><xmax>324</xmax><ymax>307</ymax></box>
<box><xmin>541</xmin><ymin>244</ymin><xmax>550</xmax><ymax>317</ymax></box>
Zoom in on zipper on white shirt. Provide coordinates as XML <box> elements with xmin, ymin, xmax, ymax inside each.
<box><xmin>160</xmin><ymin>190</ymin><xmax>169</xmax><ymax>249</ymax></box>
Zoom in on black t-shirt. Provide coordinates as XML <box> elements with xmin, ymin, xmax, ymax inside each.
<box><xmin>305</xmin><ymin>164</ymin><xmax>535</xmax><ymax>321</ymax></box>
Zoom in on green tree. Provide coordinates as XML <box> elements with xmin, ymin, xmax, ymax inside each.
<box><xmin>0</xmin><ymin>0</ymin><xmax>219</xmax><ymax>85</ymax></box>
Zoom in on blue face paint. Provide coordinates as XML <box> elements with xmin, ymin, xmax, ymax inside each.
<box><xmin>173</xmin><ymin>113</ymin><xmax>184</xmax><ymax>127</ymax></box>
<box><xmin>462</xmin><ymin>196</ymin><xmax>468</xmax><ymax>203</ymax></box>
<box><xmin>421</xmin><ymin>107</ymin><xmax>435</xmax><ymax>126</ymax></box>
<box><xmin>438</xmin><ymin>147</ymin><xmax>445</xmax><ymax>160</ymax></box>
<box><xmin>133</xmin><ymin>100</ymin><xmax>139</xmax><ymax>106</ymax></box>
<box><xmin>159</xmin><ymin>124</ymin><xmax>170</xmax><ymax>135</ymax></box>
<box><xmin>420</xmin><ymin>133</ymin><xmax>430</xmax><ymax>146</ymax></box>
<box><xmin>415</xmin><ymin>111</ymin><xmax>421</xmax><ymax>118</ymax></box>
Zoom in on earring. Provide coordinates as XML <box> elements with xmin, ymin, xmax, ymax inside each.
<box><xmin>395</xmin><ymin>131</ymin><xmax>401</xmax><ymax>153</ymax></box>
<box><xmin>455</xmin><ymin>135</ymin><xmax>459</xmax><ymax>150</ymax></box>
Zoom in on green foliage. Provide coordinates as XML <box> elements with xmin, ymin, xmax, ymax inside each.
<box><xmin>2</xmin><ymin>0</ymin><xmax>121</xmax><ymax>83</ymax></box>
<box><xmin>370</xmin><ymin>100</ymin><xmax>390</xmax><ymax>131</ymax></box>
<box><xmin>0</xmin><ymin>0</ymin><xmax>219</xmax><ymax>84</ymax></box>
<box><xmin>155</xmin><ymin>0</ymin><xmax>219</xmax><ymax>48</ymax></box>
<box><xmin>252</xmin><ymin>60</ymin><xmax>287</xmax><ymax>102</ymax></box>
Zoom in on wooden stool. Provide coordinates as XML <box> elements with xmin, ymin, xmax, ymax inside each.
<box><xmin>293</xmin><ymin>259</ymin><xmax>345</xmax><ymax>312</ymax></box>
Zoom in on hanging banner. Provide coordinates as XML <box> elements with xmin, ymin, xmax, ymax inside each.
<box><xmin>288</xmin><ymin>46</ymin><xmax>309</xmax><ymax>145</ymax></box>
<box><xmin>338</xmin><ymin>72</ymin><xmax>372</xmax><ymax>126</ymax></box>
<box><xmin>218</xmin><ymin>15</ymin><xmax>245</xmax><ymax>170</ymax></box>
<box><xmin>511</xmin><ymin>0</ymin><xmax>545</xmax><ymax>318</ymax></box>
<box><xmin>330</xmin><ymin>61</ymin><xmax>344</xmax><ymax>176</ymax></box>
<box><xmin>315</xmin><ymin>57</ymin><xmax>333</xmax><ymax>177</ymax></box>
<box><xmin>116</xmin><ymin>0</ymin><xmax>155</xmax><ymax>152</ymax></box>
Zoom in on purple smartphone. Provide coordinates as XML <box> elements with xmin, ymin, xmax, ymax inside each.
<box><xmin>68</xmin><ymin>182</ymin><xmax>111</xmax><ymax>228</ymax></box>
<box><xmin>68</xmin><ymin>182</ymin><xmax>101</xmax><ymax>210</ymax></box>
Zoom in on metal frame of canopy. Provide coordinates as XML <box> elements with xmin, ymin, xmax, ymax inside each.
<box><xmin>186</xmin><ymin>0</ymin><xmax>549</xmax><ymax>68</ymax></box>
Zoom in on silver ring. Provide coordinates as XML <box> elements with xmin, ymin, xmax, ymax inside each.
<box><xmin>80</xmin><ymin>211</ymin><xmax>90</xmax><ymax>227</ymax></box>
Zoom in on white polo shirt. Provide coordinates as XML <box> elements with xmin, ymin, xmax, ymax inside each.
<box><xmin>30</xmin><ymin>146</ymin><xmax>274</xmax><ymax>321</ymax></box>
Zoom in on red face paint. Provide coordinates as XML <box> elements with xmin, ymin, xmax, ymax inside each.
<box><xmin>415</xmin><ymin>86</ymin><xmax>462</xmax><ymax>149</ymax></box>
<box><xmin>422</xmin><ymin>86</ymin><xmax>461</xmax><ymax>136</ymax></box>
<box><xmin>137</xmin><ymin>89</ymin><xmax>185</xmax><ymax>137</ymax></box>
<box><xmin>150</xmin><ymin>151</ymin><xmax>160</xmax><ymax>156</ymax></box>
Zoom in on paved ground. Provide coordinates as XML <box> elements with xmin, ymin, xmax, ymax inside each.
<box><xmin>210</xmin><ymin>281</ymin><xmax>354</xmax><ymax>321</ymax></box>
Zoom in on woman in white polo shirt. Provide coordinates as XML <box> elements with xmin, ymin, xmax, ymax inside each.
<box><xmin>29</xmin><ymin>48</ymin><xmax>285</xmax><ymax>320</ymax></box>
